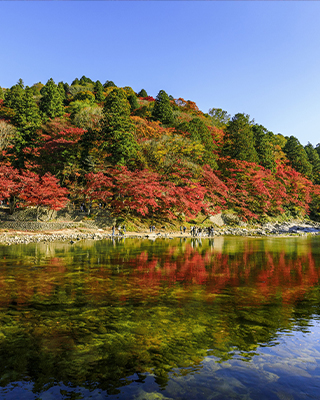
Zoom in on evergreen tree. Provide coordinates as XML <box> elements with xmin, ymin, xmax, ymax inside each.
<box><xmin>222</xmin><ymin>113</ymin><xmax>258</xmax><ymax>163</ymax></box>
<box><xmin>252</xmin><ymin>124</ymin><xmax>276</xmax><ymax>171</ymax></box>
<box><xmin>3</xmin><ymin>84</ymin><xmax>24</xmax><ymax>110</ymax></box>
<box><xmin>17</xmin><ymin>78</ymin><xmax>24</xmax><ymax>89</ymax></box>
<box><xmin>283</xmin><ymin>136</ymin><xmax>312</xmax><ymax>177</ymax></box>
<box><xmin>127</xmin><ymin>94</ymin><xmax>139</xmax><ymax>112</ymax></box>
<box><xmin>94</xmin><ymin>80</ymin><xmax>105</xmax><ymax>102</ymax></box>
<box><xmin>39</xmin><ymin>78</ymin><xmax>65</xmax><ymax>120</ymax></box>
<box><xmin>137</xmin><ymin>89</ymin><xmax>148</xmax><ymax>97</ymax></box>
<box><xmin>101</xmin><ymin>87</ymin><xmax>139</xmax><ymax>168</ymax></box>
<box><xmin>14</xmin><ymin>86</ymin><xmax>41</xmax><ymax>136</ymax></box>
<box><xmin>58</xmin><ymin>81</ymin><xmax>67</xmax><ymax>102</ymax></box>
<box><xmin>305</xmin><ymin>142</ymin><xmax>320</xmax><ymax>184</ymax></box>
<box><xmin>79</xmin><ymin>75</ymin><xmax>94</xmax><ymax>86</ymax></box>
<box><xmin>180</xmin><ymin>117</ymin><xmax>218</xmax><ymax>169</ymax></box>
<box><xmin>0</xmin><ymin>87</ymin><xmax>4</xmax><ymax>100</ymax></box>
<box><xmin>71</xmin><ymin>78</ymin><xmax>80</xmax><ymax>86</ymax></box>
<box><xmin>152</xmin><ymin>90</ymin><xmax>174</xmax><ymax>125</ymax></box>
<box><xmin>103</xmin><ymin>80</ymin><xmax>116</xmax><ymax>89</ymax></box>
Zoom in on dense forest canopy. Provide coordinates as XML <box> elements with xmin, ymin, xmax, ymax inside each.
<box><xmin>0</xmin><ymin>76</ymin><xmax>320</xmax><ymax>222</ymax></box>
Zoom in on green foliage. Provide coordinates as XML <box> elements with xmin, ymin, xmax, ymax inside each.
<box><xmin>0</xmin><ymin>87</ymin><xmax>5</xmax><ymax>100</ymax></box>
<box><xmin>152</xmin><ymin>90</ymin><xmax>174</xmax><ymax>125</ymax></box>
<box><xmin>138</xmin><ymin>88</ymin><xmax>148</xmax><ymax>97</ymax></box>
<box><xmin>127</xmin><ymin>94</ymin><xmax>139</xmax><ymax>112</ymax></box>
<box><xmin>305</xmin><ymin>142</ymin><xmax>320</xmax><ymax>184</ymax></box>
<box><xmin>284</xmin><ymin>136</ymin><xmax>312</xmax><ymax>178</ymax></box>
<box><xmin>94</xmin><ymin>80</ymin><xmax>105</xmax><ymax>102</ymax></box>
<box><xmin>179</xmin><ymin>117</ymin><xmax>218</xmax><ymax>169</ymax></box>
<box><xmin>17</xmin><ymin>78</ymin><xmax>24</xmax><ymax>89</ymax></box>
<box><xmin>79</xmin><ymin>75</ymin><xmax>94</xmax><ymax>86</ymax></box>
<box><xmin>252</xmin><ymin>124</ymin><xmax>276</xmax><ymax>171</ymax></box>
<box><xmin>104</xmin><ymin>80</ymin><xmax>117</xmax><ymax>88</ymax></box>
<box><xmin>39</xmin><ymin>78</ymin><xmax>65</xmax><ymax>120</ymax></box>
<box><xmin>14</xmin><ymin>86</ymin><xmax>41</xmax><ymax>136</ymax></box>
<box><xmin>73</xmin><ymin>90</ymin><xmax>95</xmax><ymax>105</ymax></box>
<box><xmin>3</xmin><ymin>83</ymin><xmax>24</xmax><ymax>110</ymax></box>
<box><xmin>209</xmin><ymin>108</ymin><xmax>230</xmax><ymax>128</ymax></box>
<box><xmin>102</xmin><ymin>87</ymin><xmax>139</xmax><ymax>168</ymax></box>
<box><xmin>223</xmin><ymin>113</ymin><xmax>258</xmax><ymax>163</ymax></box>
<box><xmin>72</xmin><ymin>104</ymin><xmax>103</xmax><ymax>130</ymax></box>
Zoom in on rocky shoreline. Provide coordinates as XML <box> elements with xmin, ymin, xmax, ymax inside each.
<box><xmin>1</xmin><ymin>220</ymin><xmax>320</xmax><ymax>246</ymax></box>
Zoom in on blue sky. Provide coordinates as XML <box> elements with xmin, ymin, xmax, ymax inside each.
<box><xmin>1</xmin><ymin>1</ymin><xmax>319</xmax><ymax>146</ymax></box>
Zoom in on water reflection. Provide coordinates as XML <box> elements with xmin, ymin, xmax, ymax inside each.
<box><xmin>0</xmin><ymin>237</ymin><xmax>320</xmax><ymax>399</ymax></box>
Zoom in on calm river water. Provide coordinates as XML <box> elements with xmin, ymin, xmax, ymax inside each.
<box><xmin>0</xmin><ymin>236</ymin><xmax>320</xmax><ymax>399</ymax></box>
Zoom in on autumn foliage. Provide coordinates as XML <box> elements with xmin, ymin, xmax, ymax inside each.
<box><xmin>1</xmin><ymin>76</ymin><xmax>320</xmax><ymax>222</ymax></box>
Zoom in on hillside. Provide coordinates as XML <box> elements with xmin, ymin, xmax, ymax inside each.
<box><xmin>1</xmin><ymin>76</ymin><xmax>320</xmax><ymax>224</ymax></box>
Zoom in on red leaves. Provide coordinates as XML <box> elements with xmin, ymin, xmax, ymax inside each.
<box><xmin>83</xmin><ymin>167</ymin><xmax>216</xmax><ymax>219</ymax></box>
<box><xmin>21</xmin><ymin>172</ymin><xmax>68</xmax><ymax>210</ymax></box>
<box><xmin>0</xmin><ymin>164</ymin><xmax>68</xmax><ymax>212</ymax></box>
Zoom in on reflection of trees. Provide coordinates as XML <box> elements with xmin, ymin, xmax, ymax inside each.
<box><xmin>0</xmin><ymin>237</ymin><xmax>319</xmax><ymax>395</ymax></box>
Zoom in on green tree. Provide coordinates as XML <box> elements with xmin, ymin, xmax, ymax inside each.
<box><xmin>73</xmin><ymin>90</ymin><xmax>95</xmax><ymax>105</ymax></box>
<box><xmin>304</xmin><ymin>142</ymin><xmax>320</xmax><ymax>184</ymax></box>
<box><xmin>79</xmin><ymin>75</ymin><xmax>94</xmax><ymax>86</ymax></box>
<box><xmin>283</xmin><ymin>136</ymin><xmax>312</xmax><ymax>177</ymax></box>
<box><xmin>94</xmin><ymin>80</ymin><xmax>105</xmax><ymax>102</ymax></box>
<box><xmin>128</xmin><ymin>94</ymin><xmax>139</xmax><ymax>112</ymax></box>
<box><xmin>3</xmin><ymin>84</ymin><xmax>24</xmax><ymax>110</ymax></box>
<box><xmin>0</xmin><ymin>87</ymin><xmax>4</xmax><ymax>100</ymax></box>
<box><xmin>17</xmin><ymin>78</ymin><xmax>24</xmax><ymax>89</ymax></box>
<box><xmin>252</xmin><ymin>124</ymin><xmax>276</xmax><ymax>171</ymax></box>
<box><xmin>222</xmin><ymin>113</ymin><xmax>258</xmax><ymax>163</ymax></box>
<box><xmin>57</xmin><ymin>81</ymin><xmax>67</xmax><ymax>102</ymax></box>
<box><xmin>101</xmin><ymin>87</ymin><xmax>139</xmax><ymax>168</ymax></box>
<box><xmin>152</xmin><ymin>90</ymin><xmax>174</xmax><ymax>125</ymax></box>
<box><xmin>104</xmin><ymin>80</ymin><xmax>116</xmax><ymax>89</ymax></box>
<box><xmin>179</xmin><ymin>117</ymin><xmax>218</xmax><ymax>169</ymax></box>
<box><xmin>39</xmin><ymin>78</ymin><xmax>65</xmax><ymax>120</ymax></box>
<box><xmin>138</xmin><ymin>89</ymin><xmax>148</xmax><ymax>97</ymax></box>
<box><xmin>209</xmin><ymin>108</ymin><xmax>230</xmax><ymax>128</ymax></box>
<box><xmin>14</xmin><ymin>86</ymin><xmax>41</xmax><ymax>136</ymax></box>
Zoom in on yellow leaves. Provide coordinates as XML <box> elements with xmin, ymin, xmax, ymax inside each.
<box><xmin>131</xmin><ymin>116</ymin><xmax>168</xmax><ymax>140</ymax></box>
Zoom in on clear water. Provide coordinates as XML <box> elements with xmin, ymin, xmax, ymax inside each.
<box><xmin>0</xmin><ymin>236</ymin><xmax>320</xmax><ymax>399</ymax></box>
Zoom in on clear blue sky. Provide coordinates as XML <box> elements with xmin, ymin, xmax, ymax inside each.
<box><xmin>1</xmin><ymin>1</ymin><xmax>319</xmax><ymax>146</ymax></box>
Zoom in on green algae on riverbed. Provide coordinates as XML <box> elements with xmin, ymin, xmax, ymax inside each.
<box><xmin>0</xmin><ymin>236</ymin><xmax>320</xmax><ymax>399</ymax></box>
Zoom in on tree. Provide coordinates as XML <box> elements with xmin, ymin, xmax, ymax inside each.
<box><xmin>101</xmin><ymin>87</ymin><xmax>139</xmax><ymax>168</ymax></box>
<box><xmin>3</xmin><ymin>83</ymin><xmax>24</xmax><ymax>110</ymax></box>
<box><xmin>283</xmin><ymin>136</ymin><xmax>312</xmax><ymax>178</ymax></box>
<box><xmin>39</xmin><ymin>78</ymin><xmax>65</xmax><ymax>120</ymax></box>
<box><xmin>208</xmin><ymin>108</ymin><xmax>230</xmax><ymax>128</ymax></box>
<box><xmin>0</xmin><ymin>121</ymin><xmax>16</xmax><ymax>152</ymax></box>
<box><xmin>0</xmin><ymin>87</ymin><xmax>4</xmax><ymax>100</ymax></box>
<box><xmin>21</xmin><ymin>172</ymin><xmax>69</xmax><ymax>220</ymax></box>
<box><xmin>305</xmin><ymin>142</ymin><xmax>320</xmax><ymax>184</ymax></box>
<box><xmin>222</xmin><ymin>113</ymin><xmax>258</xmax><ymax>163</ymax></box>
<box><xmin>94</xmin><ymin>80</ymin><xmax>105</xmax><ymax>102</ymax></box>
<box><xmin>179</xmin><ymin>117</ymin><xmax>218</xmax><ymax>169</ymax></box>
<box><xmin>14</xmin><ymin>86</ymin><xmax>41</xmax><ymax>137</ymax></box>
<box><xmin>152</xmin><ymin>90</ymin><xmax>174</xmax><ymax>125</ymax></box>
<box><xmin>103</xmin><ymin>80</ymin><xmax>116</xmax><ymax>89</ymax></box>
<box><xmin>127</xmin><ymin>94</ymin><xmax>139</xmax><ymax>112</ymax></box>
<box><xmin>252</xmin><ymin>124</ymin><xmax>276</xmax><ymax>171</ymax></box>
<box><xmin>138</xmin><ymin>89</ymin><xmax>148</xmax><ymax>97</ymax></box>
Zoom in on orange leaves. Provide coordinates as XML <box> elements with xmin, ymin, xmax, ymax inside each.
<box><xmin>131</xmin><ymin>116</ymin><xmax>171</xmax><ymax>141</ymax></box>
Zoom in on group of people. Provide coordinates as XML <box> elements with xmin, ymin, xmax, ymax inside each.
<box><xmin>112</xmin><ymin>225</ymin><xmax>126</xmax><ymax>236</ymax></box>
<box><xmin>190</xmin><ymin>225</ymin><xmax>215</xmax><ymax>237</ymax></box>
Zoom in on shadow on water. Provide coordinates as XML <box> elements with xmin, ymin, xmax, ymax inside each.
<box><xmin>0</xmin><ymin>236</ymin><xmax>320</xmax><ymax>399</ymax></box>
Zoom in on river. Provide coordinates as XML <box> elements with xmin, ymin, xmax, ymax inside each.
<box><xmin>0</xmin><ymin>236</ymin><xmax>319</xmax><ymax>399</ymax></box>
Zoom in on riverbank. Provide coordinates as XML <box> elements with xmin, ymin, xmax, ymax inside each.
<box><xmin>1</xmin><ymin>219</ymin><xmax>320</xmax><ymax>246</ymax></box>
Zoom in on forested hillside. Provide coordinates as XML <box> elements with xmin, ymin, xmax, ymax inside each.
<box><xmin>1</xmin><ymin>76</ymin><xmax>320</xmax><ymax>222</ymax></box>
